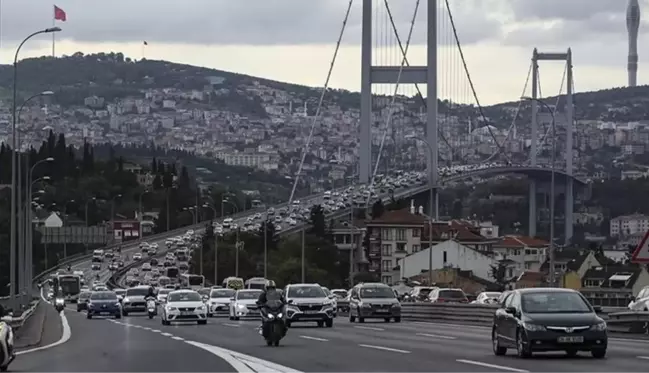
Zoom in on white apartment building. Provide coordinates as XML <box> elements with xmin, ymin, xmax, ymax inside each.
<box><xmin>213</xmin><ymin>151</ymin><xmax>279</xmax><ymax>170</ymax></box>
<box><xmin>610</xmin><ymin>214</ymin><xmax>649</xmax><ymax>236</ymax></box>
<box><xmin>492</xmin><ymin>235</ymin><xmax>548</xmax><ymax>278</ymax></box>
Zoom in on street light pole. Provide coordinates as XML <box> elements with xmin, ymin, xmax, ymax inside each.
<box><xmin>223</xmin><ymin>200</ymin><xmax>239</xmax><ymax>276</ymax></box>
<box><xmin>26</xmin><ymin>158</ymin><xmax>53</xmax><ymax>290</ymax></box>
<box><xmin>138</xmin><ymin>191</ymin><xmax>149</xmax><ymax>239</ymax></box>
<box><xmin>202</xmin><ymin>204</ymin><xmax>218</xmax><ymax>285</ymax></box>
<box><xmin>10</xmin><ymin>27</ymin><xmax>61</xmax><ymax>311</ymax></box>
<box><xmin>301</xmin><ymin>227</ymin><xmax>305</xmax><ymax>283</ymax></box>
<box><xmin>522</xmin><ymin>96</ymin><xmax>556</xmax><ymax>286</ymax></box>
<box><xmin>263</xmin><ymin>213</ymin><xmax>268</xmax><ymax>279</ymax></box>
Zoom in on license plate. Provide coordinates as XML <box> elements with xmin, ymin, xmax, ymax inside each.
<box><xmin>375</xmin><ymin>310</ymin><xmax>389</xmax><ymax>313</ymax></box>
<box><xmin>101</xmin><ymin>312</ymin><xmax>112</xmax><ymax>315</ymax></box>
<box><xmin>304</xmin><ymin>310</ymin><xmax>319</xmax><ymax>314</ymax></box>
<box><xmin>558</xmin><ymin>336</ymin><xmax>584</xmax><ymax>343</ymax></box>
<box><xmin>180</xmin><ymin>311</ymin><xmax>193</xmax><ymax>315</ymax></box>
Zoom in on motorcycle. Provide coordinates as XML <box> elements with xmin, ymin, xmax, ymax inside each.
<box><xmin>146</xmin><ymin>298</ymin><xmax>157</xmax><ymax>319</ymax></box>
<box><xmin>0</xmin><ymin>310</ymin><xmax>15</xmax><ymax>371</ymax></box>
<box><xmin>259</xmin><ymin>300</ymin><xmax>286</xmax><ymax>347</ymax></box>
<box><xmin>54</xmin><ymin>297</ymin><xmax>65</xmax><ymax>312</ymax></box>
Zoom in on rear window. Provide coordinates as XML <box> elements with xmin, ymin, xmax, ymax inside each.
<box><xmin>438</xmin><ymin>290</ymin><xmax>466</xmax><ymax>299</ymax></box>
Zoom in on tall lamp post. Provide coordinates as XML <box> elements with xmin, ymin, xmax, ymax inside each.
<box><xmin>26</xmin><ymin>157</ymin><xmax>53</xmax><ymax>291</ymax></box>
<box><xmin>522</xmin><ymin>96</ymin><xmax>556</xmax><ymax>286</ymax></box>
<box><xmin>405</xmin><ymin>135</ymin><xmax>437</xmax><ymax>285</ymax></box>
<box><xmin>223</xmin><ymin>199</ymin><xmax>240</xmax><ymax>276</ymax></box>
<box><xmin>138</xmin><ymin>191</ymin><xmax>150</xmax><ymax>239</ymax></box>
<box><xmin>10</xmin><ymin>26</ymin><xmax>61</xmax><ymax>311</ymax></box>
<box><xmin>202</xmin><ymin>204</ymin><xmax>218</xmax><ymax>284</ymax></box>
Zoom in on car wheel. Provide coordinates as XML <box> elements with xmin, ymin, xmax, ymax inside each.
<box><xmin>349</xmin><ymin>313</ymin><xmax>356</xmax><ymax>323</ymax></box>
<box><xmin>359</xmin><ymin>317</ymin><xmax>365</xmax><ymax>323</ymax></box>
<box><xmin>285</xmin><ymin>321</ymin><xmax>292</xmax><ymax>328</ymax></box>
<box><xmin>233</xmin><ymin>317</ymin><xmax>240</xmax><ymax>321</ymax></box>
<box><xmin>516</xmin><ymin>329</ymin><xmax>532</xmax><ymax>358</ymax></box>
<box><xmin>86</xmin><ymin>313</ymin><xmax>92</xmax><ymax>319</ymax></box>
<box><xmin>565</xmin><ymin>350</ymin><xmax>578</xmax><ymax>357</ymax></box>
<box><xmin>197</xmin><ymin>320</ymin><xmax>207</xmax><ymax>325</ymax></box>
<box><xmin>394</xmin><ymin>317</ymin><xmax>401</xmax><ymax>323</ymax></box>
<box><xmin>492</xmin><ymin>329</ymin><xmax>507</xmax><ymax>356</ymax></box>
<box><xmin>77</xmin><ymin>308</ymin><xmax>81</xmax><ymax>312</ymax></box>
<box><xmin>384</xmin><ymin>318</ymin><xmax>390</xmax><ymax>322</ymax></box>
<box><xmin>115</xmin><ymin>313</ymin><xmax>121</xmax><ymax>319</ymax></box>
<box><xmin>317</xmin><ymin>321</ymin><xmax>324</xmax><ymax>327</ymax></box>
<box><xmin>325</xmin><ymin>319</ymin><xmax>333</xmax><ymax>328</ymax></box>
<box><xmin>591</xmin><ymin>348</ymin><xmax>606</xmax><ymax>359</ymax></box>
<box><xmin>122</xmin><ymin>311</ymin><xmax>129</xmax><ymax>316</ymax></box>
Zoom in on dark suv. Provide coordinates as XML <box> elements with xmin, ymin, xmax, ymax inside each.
<box><xmin>492</xmin><ymin>288</ymin><xmax>607</xmax><ymax>358</ymax></box>
<box><xmin>349</xmin><ymin>282</ymin><xmax>401</xmax><ymax>323</ymax></box>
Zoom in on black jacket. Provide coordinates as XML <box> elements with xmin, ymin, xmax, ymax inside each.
<box><xmin>257</xmin><ymin>289</ymin><xmax>284</xmax><ymax>306</ymax></box>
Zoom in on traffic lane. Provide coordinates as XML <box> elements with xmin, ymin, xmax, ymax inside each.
<box><xmin>290</xmin><ymin>319</ymin><xmax>649</xmax><ymax>372</ymax></box>
<box><xmin>11</xmin><ymin>310</ymin><xmax>236</xmax><ymax>372</ymax></box>
<box><xmin>120</xmin><ymin>316</ymin><xmax>486</xmax><ymax>372</ymax></box>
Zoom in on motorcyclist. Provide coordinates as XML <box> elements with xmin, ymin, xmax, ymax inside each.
<box><xmin>145</xmin><ymin>286</ymin><xmax>156</xmax><ymax>300</ymax></box>
<box><xmin>256</xmin><ymin>280</ymin><xmax>285</xmax><ymax>336</ymax></box>
<box><xmin>66</xmin><ymin>264</ymin><xmax>71</xmax><ymax>272</ymax></box>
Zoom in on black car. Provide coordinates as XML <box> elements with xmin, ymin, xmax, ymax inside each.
<box><xmin>492</xmin><ymin>288</ymin><xmax>607</xmax><ymax>358</ymax></box>
<box><xmin>150</xmin><ymin>258</ymin><xmax>158</xmax><ymax>266</ymax></box>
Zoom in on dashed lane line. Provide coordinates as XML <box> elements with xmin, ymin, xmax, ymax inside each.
<box><xmin>299</xmin><ymin>335</ymin><xmax>329</xmax><ymax>342</ymax></box>
<box><xmin>358</xmin><ymin>344</ymin><xmax>410</xmax><ymax>354</ymax></box>
<box><xmin>353</xmin><ymin>325</ymin><xmax>384</xmax><ymax>331</ymax></box>
<box><xmin>456</xmin><ymin>359</ymin><xmax>529</xmax><ymax>372</ymax></box>
<box><xmin>416</xmin><ymin>332</ymin><xmax>457</xmax><ymax>340</ymax></box>
<box><xmin>223</xmin><ymin>323</ymin><xmax>242</xmax><ymax>327</ymax></box>
<box><xmin>160</xmin><ymin>332</ymin><xmax>174</xmax><ymax>337</ymax></box>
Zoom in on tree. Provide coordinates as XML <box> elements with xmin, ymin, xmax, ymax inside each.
<box><xmin>371</xmin><ymin>199</ymin><xmax>385</xmax><ymax>219</ymax></box>
<box><xmin>489</xmin><ymin>260</ymin><xmax>509</xmax><ymax>290</ymax></box>
<box><xmin>309</xmin><ymin>205</ymin><xmax>327</xmax><ymax>238</ymax></box>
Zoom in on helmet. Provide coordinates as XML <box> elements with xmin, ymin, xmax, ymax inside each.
<box><xmin>149</xmin><ymin>286</ymin><xmax>155</xmax><ymax>294</ymax></box>
<box><xmin>266</xmin><ymin>280</ymin><xmax>276</xmax><ymax>290</ymax></box>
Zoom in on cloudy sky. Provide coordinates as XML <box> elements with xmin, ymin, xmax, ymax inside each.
<box><xmin>0</xmin><ymin>0</ymin><xmax>644</xmax><ymax>104</ymax></box>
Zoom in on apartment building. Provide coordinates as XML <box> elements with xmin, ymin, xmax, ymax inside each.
<box><xmin>610</xmin><ymin>213</ymin><xmax>649</xmax><ymax>236</ymax></box>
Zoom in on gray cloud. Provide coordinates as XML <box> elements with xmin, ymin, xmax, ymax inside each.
<box><xmin>0</xmin><ymin>0</ymin><xmax>501</xmax><ymax>47</ymax></box>
<box><xmin>509</xmin><ymin>0</ymin><xmax>624</xmax><ymax>21</ymax></box>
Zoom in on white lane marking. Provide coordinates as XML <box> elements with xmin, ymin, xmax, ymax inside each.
<box><xmin>17</xmin><ymin>311</ymin><xmax>71</xmax><ymax>355</ymax></box>
<box><xmin>150</xmin><ymin>329</ymin><xmax>161</xmax><ymax>333</ymax></box>
<box><xmin>416</xmin><ymin>332</ymin><xmax>456</xmax><ymax>340</ymax></box>
<box><xmin>637</xmin><ymin>356</ymin><xmax>649</xmax><ymax>360</ymax></box>
<box><xmin>354</xmin><ymin>325</ymin><xmax>384</xmax><ymax>331</ymax></box>
<box><xmin>413</xmin><ymin>321</ymin><xmax>490</xmax><ymax>330</ymax></box>
<box><xmin>223</xmin><ymin>323</ymin><xmax>241</xmax><ymax>327</ymax></box>
<box><xmin>171</xmin><ymin>336</ymin><xmax>184</xmax><ymax>341</ymax></box>
<box><xmin>141</xmin><ymin>327</ymin><xmax>152</xmax><ymax>331</ymax></box>
<box><xmin>300</xmin><ymin>335</ymin><xmax>328</xmax><ymax>342</ymax></box>
<box><xmin>160</xmin><ymin>332</ymin><xmax>173</xmax><ymax>337</ymax></box>
<box><xmin>186</xmin><ymin>340</ymin><xmax>303</xmax><ymax>373</ymax></box>
<box><xmin>612</xmin><ymin>337</ymin><xmax>649</xmax><ymax>344</ymax></box>
<box><xmin>358</xmin><ymin>344</ymin><xmax>410</xmax><ymax>354</ymax></box>
<box><xmin>456</xmin><ymin>359</ymin><xmax>529</xmax><ymax>372</ymax></box>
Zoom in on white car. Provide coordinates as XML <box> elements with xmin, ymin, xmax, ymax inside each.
<box><xmin>208</xmin><ymin>288</ymin><xmax>236</xmax><ymax>316</ymax></box>
<box><xmin>141</xmin><ymin>263</ymin><xmax>152</xmax><ymax>272</ymax></box>
<box><xmin>133</xmin><ymin>253</ymin><xmax>142</xmax><ymax>260</ymax></box>
<box><xmin>161</xmin><ymin>290</ymin><xmax>207</xmax><ymax>325</ymax></box>
<box><xmin>229</xmin><ymin>289</ymin><xmax>263</xmax><ymax>320</ymax></box>
<box><xmin>157</xmin><ymin>288</ymin><xmax>172</xmax><ymax>303</ymax></box>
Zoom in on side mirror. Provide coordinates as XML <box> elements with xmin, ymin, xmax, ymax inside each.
<box><xmin>593</xmin><ymin>305</ymin><xmax>602</xmax><ymax>313</ymax></box>
<box><xmin>505</xmin><ymin>307</ymin><xmax>517</xmax><ymax>315</ymax></box>
<box><xmin>288</xmin><ymin>299</ymin><xmax>294</xmax><ymax>304</ymax></box>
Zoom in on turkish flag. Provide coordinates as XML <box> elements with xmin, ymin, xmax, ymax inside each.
<box><xmin>54</xmin><ymin>5</ymin><xmax>66</xmax><ymax>22</ymax></box>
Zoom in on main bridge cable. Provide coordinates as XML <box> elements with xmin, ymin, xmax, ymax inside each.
<box><xmin>382</xmin><ymin>0</ymin><xmax>453</xmax><ymax>166</ymax></box>
<box><xmin>531</xmin><ymin>62</ymin><xmax>567</xmax><ymax>161</ymax></box>
<box><xmin>482</xmin><ymin>62</ymin><xmax>532</xmax><ymax>163</ymax></box>
<box><xmin>287</xmin><ymin>0</ymin><xmax>355</xmax><ymax>204</ymax></box>
<box><xmin>372</xmin><ymin>0</ymin><xmax>420</xmax><ymax>179</ymax></box>
<box><xmin>443</xmin><ymin>0</ymin><xmax>511</xmax><ymax>164</ymax></box>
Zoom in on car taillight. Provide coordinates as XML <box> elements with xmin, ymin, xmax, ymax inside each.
<box><xmin>436</xmin><ymin>298</ymin><xmax>447</xmax><ymax>302</ymax></box>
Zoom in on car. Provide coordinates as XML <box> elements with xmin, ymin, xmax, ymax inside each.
<box><xmin>86</xmin><ymin>291</ymin><xmax>122</xmax><ymax>319</ymax></box>
<box><xmin>150</xmin><ymin>258</ymin><xmax>158</xmax><ymax>266</ymax></box>
<box><xmin>284</xmin><ymin>283</ymin><xmax>334</xmax><ymax>327</ymax></box>
<box><xmin>133</xmin><ymin>253</ymin><xmax>143</xmax><ymax>261</ymax></box>
<box><xmin>208</xmin><ymin>288</ymin><xmax>235</xmax><ymax>317</ymax></box>
<box><xmin>491</xmin><ymin>288</ymin><xmax>607</xmax><ymax>359</ymax></box>
<box><xmin>349</xmin><ymin>283</ymin><xmax>401</xmax><ymax>323</ymax></box>
<box><xmin>117</xmin><ymin>260</ymin><xmax>125</xmax><ymax>268</ymax></box>
<box><xmin>157</xmin><ymin>288</ymin><xmax>172</xmax><ymax>303</ymax></box>
<box><xmin>77</xmin><ymin>291</ymin><xmax>91</xmax><ymax>311</ymax></box>
<box><xmin>161</xmin><ymin>290</ymin><xmax>207</xmax><ymax>325</ymax></box>
<box><xmin>229</xmin><ymin>289</ymin><xmax>263</xmax><ymax>320</ymax></box>
<box><xmin>321</xmin><ymin>287</ymin><xmax>338</xmax><ymax>317</ymax></box>
<box><xmin>91</xmin><ymin>263</ymin><xmax>101</xmax><ymax>271</ymax></box>
<box><xmin>121</xmin><ymin>285</ymin><xmax>153</xmax><ymax>316</ymax></box>
<box><xmin>108</xmin><ymin>263</ymin><xmax>118</xmax><ymax>271</ymax></box>
<box><xmin>141</xmin><ymin>263</ymin><xmax>152</xmax><ymax>272</ymax></box>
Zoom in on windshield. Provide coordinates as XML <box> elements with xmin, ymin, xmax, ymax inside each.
<box><xmin>126</xmin><ymin>288</ymin><xmax>149</xmax><ymax>296</ymax></box>
<box><xmin>167</xmin><ymin>268</ymin><xmax>179</xmax><ymax>277</ymax></box>
<box><xmin>439</xmin><ymin>290</ymin><xmax>466</xmax><ymax>299</ymax></box>
<box><xmin>114</xmin><ymin>290</ymin><xmax>126</xmax><ymax>296</ymax></box>
<box><xmin>211</xmin><ymin>289</ymin><xmax>235</xmax><ymax>298</ymax></box>
<box><xmin>79</xmin><ymin>292</ymin><xmax>91</xmax><ymax>299</ymax></box>
<box><xmin>417</xmin><ymin>287</ymin><xmax>433</xmax><ymax>296</ymax></box>
<box><xmin>287</xmin><ymin>286</ymin><xmax>326</xmax><ymax>298</ymax></box>
<box><xmin>247</xmin><ymin>283</ymin><xmax>266</xmax><ymax>290</ymax></box>
<box><xmin>158</xmin><ymin>289</ymin><xmax>172</xmax><ymax>295</ymax></box>
<box><xmin>322</xmin><ymin>287</ymin><xmax>332</xmax><ymax>296</ymax></box>
<box><xmin>483</xmin><ymin>292</ymin><xmax>501</xmax><ymax>299</ymax></box>
<box><xmin>360</xmin><ymin>287</ymin><xmax>395</xmax><ymax>299</ymax></box>
<box><xmin>90</xmin><ymin>292</ymin><xmax>118</xmax><ymax>301</ymax></box>
<box><xmin>168</xmin><ymin>292</ymin><xmax>201</xmax><ymax>302</ymax></box>
<box><xmin>521</xmin><ymin>292</ymin><xmax>592</xmax><ymax>313</ymax></box>
<box><xmin>237</xmin><ymin>291</ymin><xmax>262</xmax><ymax>300</ymax></box>
<box><xmin>59</xmin><ymin>278</ymin><xmax>80</xmax><ymax>294</ymax></box>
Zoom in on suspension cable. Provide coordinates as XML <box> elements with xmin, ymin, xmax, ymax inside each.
<box><xmin>533</xmin><ymin>62</ymin><xmax>567</xmax><ymax>159</ymax></box>
<box><xmin>288</xmin><ymin>0</ymin><xmax>354</xmax><ymax>203</ymax></box>
<box><xmin>444</xmin><ymin>0</ymin><xmax>510</xmax><ymax>163</ymax></box>
<box><xmin>383</xmin><ymin>0</ymin><xmax>454</xmax><ymax>165</ymax></box>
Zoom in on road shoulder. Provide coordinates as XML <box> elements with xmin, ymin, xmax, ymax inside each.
<box><xmin>15</xmin><ymin>300</ymin><xmax>63</xmax><ymax>350</ymax></box>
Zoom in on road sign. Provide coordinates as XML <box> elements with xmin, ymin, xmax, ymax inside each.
<box><xmin>631</xmin><ymin>230</ymin><xmax>649</xmax><ymax>262</ymax></box>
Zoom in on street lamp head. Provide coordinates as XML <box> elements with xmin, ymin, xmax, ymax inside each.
<box><xmin>35</xmin><ymin>190</ymin><xmax>45</xmax><ymax>194</ymax></box>
<box><xmin>40</xmin><ymin>91</ymin><xmax>54</xmax><ymax>96</ymax></box>
<box><xmin>44</xmin><ymin>27</ymin><xmax>62</xmax><ymax>33</ymax></box>
<box><xmin>116</xmin><ymin>194</ymin><xmax>122</xmax><ymax>198</ymax></box>
<box><xmin>42</xmin><ymin>176</ymin><xmax>51</xmax><ymax>180</ymax></box>
<box><xmin>45</xmin><ymin>157</ymin><xmax>54</xmax><ymax>162</ymax></box>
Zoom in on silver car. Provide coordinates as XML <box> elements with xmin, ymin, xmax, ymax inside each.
<box><xmin>229</xmin><ymin>290</ymin><xmax>263</xmax><ymax>320</ymax></box>
<box><xmin>122</xmin><ymin>285</ymin><xmax>152</xmax><ymax>316</ymax></box>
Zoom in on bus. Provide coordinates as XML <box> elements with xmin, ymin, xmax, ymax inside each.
<box><xmin>222</xmin><ymin>276</ymin><xmax>244</xmax><ymax>290</ymax></box>
<box><xmin>166</xmin><ymin>267</ymin><xmax>179</xmax><ymax>279</ymax></box>
<box><xmin>53</xmin><ymin>274</ymin><xmax>81</xmax><ymax>302</ymax></box>
<box><xmin>158</xmin><ymin>276</ymin><xmax>171</xmax><ymax>288</ymax></box>
<box><xmin>245</xmin><ymin>277</ymin><xmax>268</xmax><ymax>290</ymax></box>
<box><xmin>179</xmin><ymin>274</ymin><xmax>204</xmax><ymax>290</ymax></box>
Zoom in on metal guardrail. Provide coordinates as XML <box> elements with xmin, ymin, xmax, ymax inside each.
<box><xmin>1</xmin><ymin>299</ymin><xmax>39</xmax><ymax>330</ymax></box>
<box><xmin>606</xmin><ymin>311</ymin><xmax>649</xmax><ymax>333</ymax></box>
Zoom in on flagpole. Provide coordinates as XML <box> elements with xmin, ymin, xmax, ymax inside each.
<box><xmin>52</xmin><ymin>5</ymin><xmax>55</xmax><ymax>57</ymax></box>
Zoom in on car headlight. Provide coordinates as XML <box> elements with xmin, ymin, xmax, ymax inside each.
<box><xmin>277</xmin><ymin>313</ymin><xmax>283</xmax><ymax>318</ymax></box>
<box><xmin>268</xmin><ymin>313</ymin><xmax>275</xmax><ymax>319</ymax></box>
<box><xmin>166</xmin><ymin>306</ymin><xmax>177</xmax><ymax>312</ymax></box>
<box><xmin>361</xmin><ymin>303</ymin><xmax>371</xmax><ymax>308</ymax></box>
<box><xmin>55</xmin><ymin>298</ymin><xmax>64</xmax><ymax>305</ymax></box>
<box><xmin>197</xmin><ymin>306</ymin><xmax>205</xmax><ymax>311</ymax></box>
<box><xmin>236</xmin><ymin>303</ymin><xmax>246</xmax><ymax>310</ymax></box>
<box><xmin>522</xmin><ymin>323</ymin><xmax>546</xmax><ymax>332</ymax></box>
<box><xmin>590</xmin><ymin>322</ymin><xmax>607</xmax><ymax>331</ymax></box>
<box><xmin>123</xmin><ymin>298</ymin><xmax>130</xmax><ymax>303</ymax></box>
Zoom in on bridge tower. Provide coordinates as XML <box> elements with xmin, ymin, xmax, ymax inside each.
<box><xmin>359</xmin><ymin>0</ymin><xmax>439</xmax><ymax>219</ymax></box>
<box><xmin>529</xmin><ymin>48</ymin><xmax>574</xmax><ymax>243</ymax></box>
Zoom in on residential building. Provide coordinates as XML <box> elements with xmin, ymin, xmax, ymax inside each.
<box><xmin>539</xmin><ymin>249</ymin><xmax>601</xmax><ymax>283</ymax></box>
<box><xmin>492</xmin><ymin>235</ymin><xmax>548</xmax><ymax>276</ymax></box>
<box><xmin>409</xmin><ymin>268</ymin><xmax>497</xmax><ymax>295</ymax></box>
<box><xmin>610</xmin><ymin>213</ymin><xmax>649</xmax><ymax>236</ymax></box>
<box><xmin>580</xmin><ymin>265</ymin><xmax>649</xmax><ymax>307</ymax></box>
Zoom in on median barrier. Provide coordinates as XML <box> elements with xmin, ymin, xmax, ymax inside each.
<box><xmin>606</xmin><ymin>311</ymin><xmax>649</xmax><ymax>333</ymax></box>
<box><xmin>1</xmin><ymin>299</ymin><xmax>40</xmax><ymax>331</ymax></box>
<box><xmin>400</xmin><ymin>302</ymin><xmax>497</xmax><ymax>324</ymax></box>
